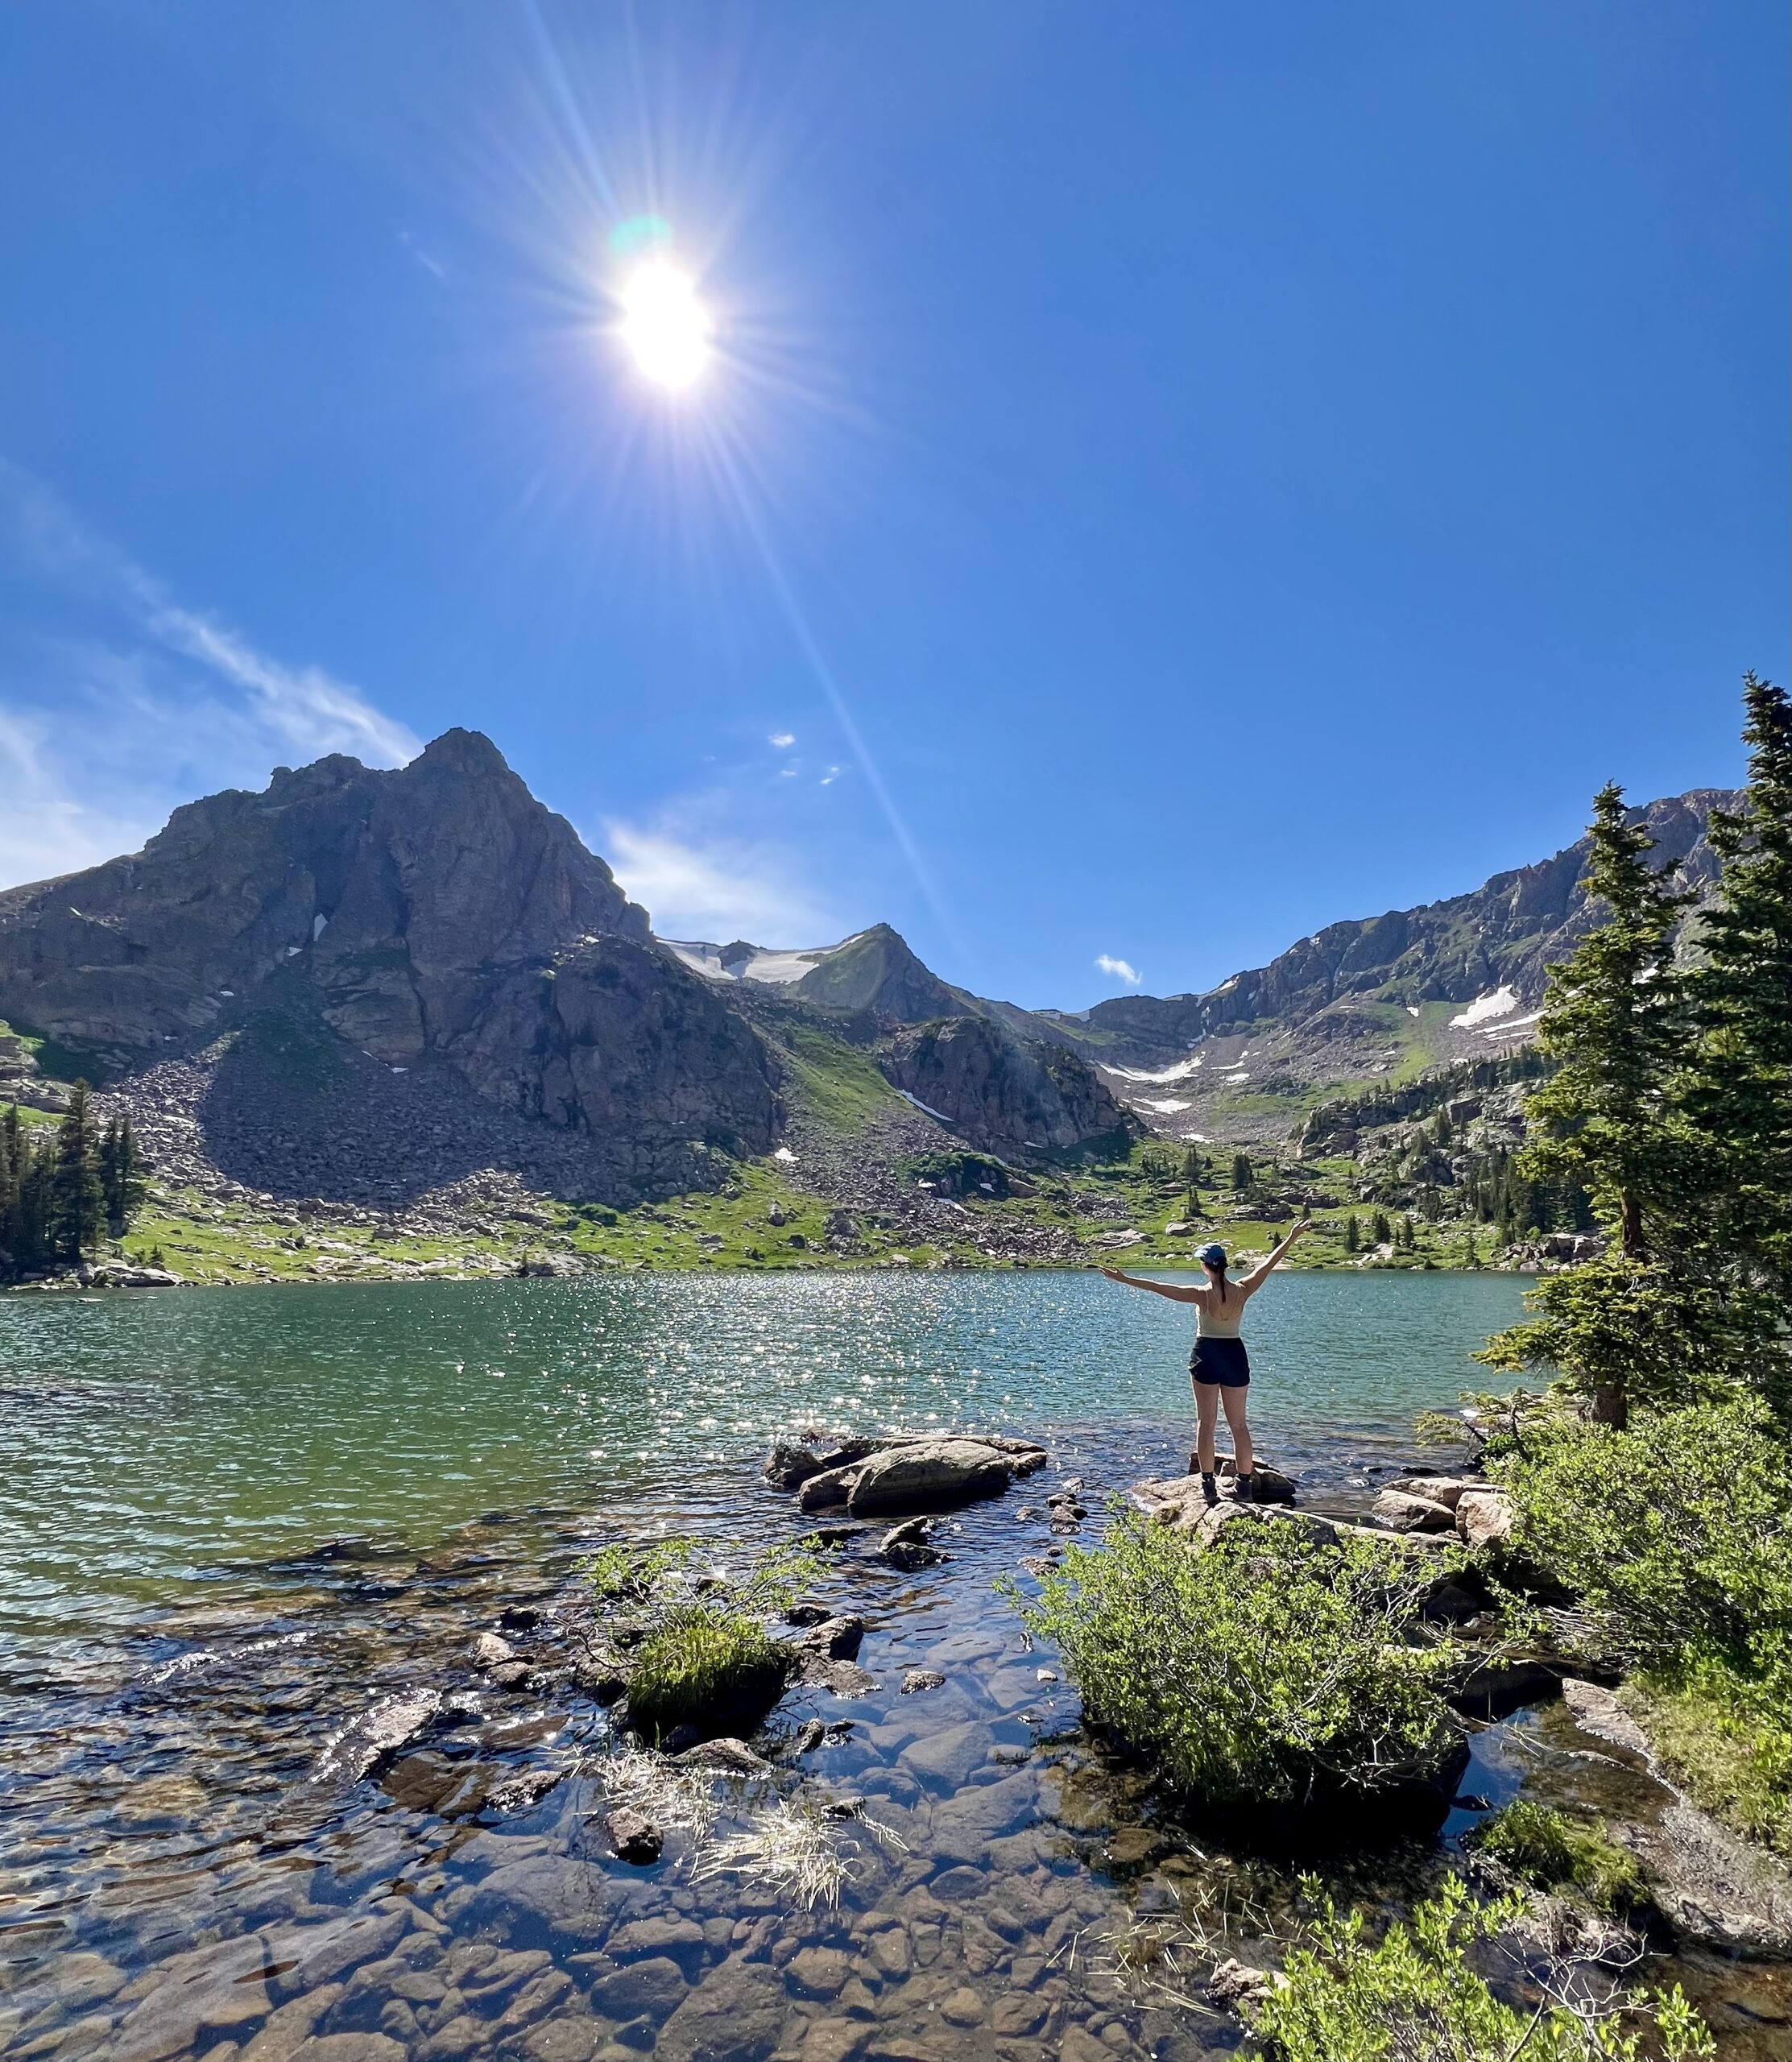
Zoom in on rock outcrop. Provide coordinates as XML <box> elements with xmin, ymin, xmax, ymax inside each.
<box><xmin>879</xmin><ymin>1017</ymin><xmax>1135</xmax><ymax>1156</ymax></box>
<box><xmin>772</xmin><ymin>1431</ymin><xmax>1049</xmax><ymax>1517</ymax></box>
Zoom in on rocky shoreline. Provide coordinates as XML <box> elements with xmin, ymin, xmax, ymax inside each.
<box><xmin>3</xmin><ymin>1411</ymin><xmax>1787</xmax><ymax>2062</ymax></box>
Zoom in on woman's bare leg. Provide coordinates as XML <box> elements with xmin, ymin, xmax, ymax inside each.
<box><xmin>1220</xmin><ymin>1385</ymin><xmax>1253</xmax><ymax>1477</ymax></box>
<box><xmin>1194</xmin><ymin>1382</ymin><xmax>1222</xmax><ymax>1475</ymax></box>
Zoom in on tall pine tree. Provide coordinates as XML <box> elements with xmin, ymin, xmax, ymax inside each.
<box><xmin>1681</xmin><ymin>673</ymin><xmax>1792</xmax><ymax>1306</ymax></box>
<box><xmin>52</xmin><ymin>1082</ymin><xmax>105</xmax><ymax>1264</ymax></box>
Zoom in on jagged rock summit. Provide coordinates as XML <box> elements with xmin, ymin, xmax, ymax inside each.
<box><xmin>0</xmin><ymin>733</ymin><xmax>776</xmax><ymax>1203</ymax></box>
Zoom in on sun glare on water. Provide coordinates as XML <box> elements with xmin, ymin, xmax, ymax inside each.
<box><xmin>618</xmin><ymin>261</ymin><xmax>714</xmax><ymax>391</ymax></box>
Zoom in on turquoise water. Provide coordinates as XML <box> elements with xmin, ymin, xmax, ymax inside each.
<box><xmin>0</xmin><ymin>1269</ymin><xmax>1529</xmax><ymax>1653</ymax></box>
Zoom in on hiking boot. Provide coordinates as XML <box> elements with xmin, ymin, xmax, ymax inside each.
<box><xmin>1200</xmin><ymin>1472</ymin><xmax>1219</xmax><ymax>1507</ymax></box>
<box><xmin>1235</xmin><ymin>1471</ymin><xmax>1257</xmax><ymax>1504</ymax></box>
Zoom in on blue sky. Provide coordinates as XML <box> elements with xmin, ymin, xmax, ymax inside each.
<box><xmin>1</xmin><ymin>2</ymin><xmax>1785</xmax><ymax>1010</ymax></box>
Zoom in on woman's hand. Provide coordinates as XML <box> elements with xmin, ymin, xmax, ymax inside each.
<box><xmin>1099</xmin><ymin>1266</ymin><xmax>1129</xmax><ymax>1282</ymax></box>
<box><xmin>1292</xmin><ymin>1216</ymin><xmax>1314</xmax><ymax>1237</ymax></box>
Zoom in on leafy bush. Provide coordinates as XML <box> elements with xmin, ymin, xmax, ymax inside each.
<box><xmin>1466</xmin><ymin>1801</ymin><xmax>1649</xmax><ymax>1915</ymax></box>
<box><xmin>1250</xmin><ymin>1875</ymin><xmax>1713</xmax><ymax>2062</ymax></box>
<box><xmin>586</xmin><ymin>1535</ymin><xmax>697</xmax><ymax>1604</ymax></box>
<box><xmin>1010</xmin><ymin>1510</ymin><xmax>1459</xmax><ymax>1815</ymax></box>
<box><xmin>1488</xmin><ymin>1397</ymin><xmax>1792</xmax><ymax>1701</ymax></box>
<box><xmin>1487</xmin><ymin>1395</ymin><xmax>1792</xmax><ymax>1853</ymax></box>
<box><xmin>626</xmin><ymin>1603</ymin><xmax>795</xmax><ymax>1740</ymax></box>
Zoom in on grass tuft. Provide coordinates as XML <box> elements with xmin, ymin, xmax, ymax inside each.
<box><xmin>1466</xmin><ymin>1800</ymin><xmax>1650</xmax><ymax>1915</ymax></box>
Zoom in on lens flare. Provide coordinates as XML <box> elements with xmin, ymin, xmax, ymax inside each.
<box><xmin>617</xmin><ymin>262</ymin><xmax>713</xmax><ymax>390</ymax></box>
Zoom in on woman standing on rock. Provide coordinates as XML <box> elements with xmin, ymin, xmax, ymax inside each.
<box><xmin>1102</xmin><ymin>1219</ymin><xmax>1312</xmax><ymax>1505</ymax></box>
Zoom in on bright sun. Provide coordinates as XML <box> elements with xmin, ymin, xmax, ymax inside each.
<box><xmin>617</xmin><ymin>262</ymin><xmax>714</xmax><ymax>391</ymax></box>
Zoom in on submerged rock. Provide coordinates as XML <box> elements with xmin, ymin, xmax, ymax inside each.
<box><xmin>799</xmin><ymin>1615</ymin><xmax>865</xmax><ymax>1661</ymax></box>
<box><xmin>314</xmin><ymin>1689</ymin><xmax>443</xmax><ymax>1783</ymax></box>
<box><xmin>673</xmin><ymin>1737</ymin><xmax>772</xmax><ymax>1778</ymax></box>
<box><xmin>606</xmin><ymin>1805</ymin><xmax>664</xmax><ymax>1865</ymax></box>
<box><xmin>881</xmin><ymin>1516</ymin><xmax>946</xmax><ymax>1570</ymax></box>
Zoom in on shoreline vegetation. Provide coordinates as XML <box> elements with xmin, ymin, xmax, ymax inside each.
<box><xmin>0</xmin><ymin>1128</ymin><xmax>1562</xmax><ymax>1293</ymax></box>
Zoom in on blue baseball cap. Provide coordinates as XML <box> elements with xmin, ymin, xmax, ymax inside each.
<box><xmin>1198</xmin><ymin>1244</ymin><xmax>1227</xmax><ymax>1268</ymax></box>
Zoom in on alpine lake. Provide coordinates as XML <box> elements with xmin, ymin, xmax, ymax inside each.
<box><xmin>1</xmin><ymin>1270</ymin><xmax>1784</xmax><ymax>2059</ymax></box>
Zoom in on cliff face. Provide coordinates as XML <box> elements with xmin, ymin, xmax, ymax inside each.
<box><xmin>0</xmin><ymin>732</ymin><xmax>776</xmax><ymax>1202</ymax></box>
<box><xmin>880</xmin><ymin>1016</ymin><xmax>1136</xmax><ymax>1156</ymax></box>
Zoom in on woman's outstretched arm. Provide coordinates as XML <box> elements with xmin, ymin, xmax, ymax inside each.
<box><xmin>1099</xmin><ymin>1267</ymin><xmax>1203</xmax><ymax>1305</ymax></box>
<box><xmin>1240</xmin><ymin>1218</ymin><xmax>1314</xmax><ymax>1290</ymax></box>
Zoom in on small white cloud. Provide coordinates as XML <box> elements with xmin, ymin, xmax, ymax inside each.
<box><xmin>768</xmin><ymin>731</ymin><xmax>796</xmax><ymax>749</ymax></box>
<box><xmin>819</xmin><ymin>765</ymin><xmax>840</xmax><ymax>786</ymax></box>
<box><xmin>1096</xmin><ymin>954</ymin><xmax>1143</xmax><ymax>988</ymax></box>
<box><xmin>777</xmin><ymin>764</ymin><xmax>799</xmax><ymax>779</ymax></box>
<box><xmin>604</xmin><ymin>815</ymin><xmax>840</xmax><ymax>943</ymax></box>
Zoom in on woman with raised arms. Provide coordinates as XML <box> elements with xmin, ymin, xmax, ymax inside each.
<box><xmin>1102</xmin><ymin>1219</ymin><xmax>1312</xmax><ymax>1505</ymax></box>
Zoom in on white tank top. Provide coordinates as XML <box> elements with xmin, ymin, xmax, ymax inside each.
<box><xmin>1197</xmin><ymin>1282</ymin><xmax>1245</xmax><ymax>1339</ymax></box>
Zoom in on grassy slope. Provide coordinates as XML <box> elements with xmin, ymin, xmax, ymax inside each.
<box><xmin>8</xmin><ymin>1000</ymin><xmax>1497</xmax><ymax>1285</ymax></box>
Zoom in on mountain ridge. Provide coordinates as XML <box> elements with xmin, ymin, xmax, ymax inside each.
<box><xmin>0</xmin><ymin>734</ymin><xmax>1738</xmax><ymax>1215</ymax></box>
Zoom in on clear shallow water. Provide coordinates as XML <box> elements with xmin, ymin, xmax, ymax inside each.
<box><xmin>2</xmin><ymin>1271</ymin><xmax>1781</xmax><ymax>2061</ymax></box>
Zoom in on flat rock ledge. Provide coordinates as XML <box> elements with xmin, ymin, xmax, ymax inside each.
<box><xmin>764</xmin><ymin>1431</ymin><xmax>1048</xmax><ymax>1518</ymax></box>
<box><xmin>1562</xmin><ymin>1679</ymin><xmax>1792</xmax><ymax>1960</ymax></box>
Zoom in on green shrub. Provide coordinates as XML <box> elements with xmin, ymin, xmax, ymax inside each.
<box><xmin>586</xmin><ymin>1535</ymin><xmax>697</xmax><ymax>1604</ymax></box>
<box><xmin>1010</xmin><ymin>1511</ymin><xmax>1459</xmax><ymax>1813</ymax></box>
<box><xmin>588</xmin><ymin>1537</ymin><xmax>825</xmax><ymax>1743</ymax></box>
<box><xmin>1466</xmin><ymin>1800</ymin><xmax>1650</xmax><ymax>1915</ymax></box>
<box><xmin>1250</xmin><ymin>1875</ymin><xmax>1714</xmax><ymax>2061</ymax></box>
<box><xmin>1488</xmin><ymin>1397</ymin><xmax>1792</xmax><ymax>1700</ymax></box>
<box><xmin>1487</xmin><ymin>1396</ymin><xmax>1792</xmax><ymax>1854</ymax></box>
<box><xmin>626</xmin><ymin>1602</ymin><xmax>796</xmax><ymax>1740</ymax></box>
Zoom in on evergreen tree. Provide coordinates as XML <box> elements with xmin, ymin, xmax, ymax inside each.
<box><xmin>1371</xmin><ymin>1208</ymin><xmax>1393</xmax><ymax>1248</ymax></box>
<box><xmin>1399</xmin><ymin>1213</ymin><xmax>1416</xmax><ymax>1250</ymax></box>
<box><xmin>1483</xmin><ymin>691</ymin><xmax>1792</xmax><ymax>1422</ymax></box>
<box><xmin>1521</xmin><ymin>783</ymin><xmax>1690</xmax><ymax>1266</ymax></box>
<box><xmin>1681</xmin><ymin>673</ymin><xmax>1792</xmax><ymax>1304</ymax></box>
<box><xmin>1463</xmin><ymin>1228</ymin><xmax>1478</xmax><ymax>1269</ymax></box>
<box><xmin>52</xmin><ymin>1081</ymin><xmax>105</xmax><ymax>1264</ymax></box>
<box><xmin>0</xmin><ymin>1103</ymin><xmax>20</xmax><ymax>1273</ymax></box>
<box><xmin>1182</xmin><ymin>1145</ymin><xmax>1202</xmax><ymax>1222</ymax></box>
<box><xmin>1230</xmin><ymin>1152</ymin><xmax>1252</xmax><ymax>1193</ymax></box>
<box><xmin>19</xmin><ymin>1129</ymin><xmax>55</xmax><ymax>1269</ymax></box>
<box><xmin>1344</xmin><ymin>1213</ymin><xmax>1360</xmax><ymax>1254</ymax></box>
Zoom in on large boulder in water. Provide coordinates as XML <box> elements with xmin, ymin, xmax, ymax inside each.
<box><xmin>845</xmin><ymin>1439</ymin><xmax>1020</xmax><ymax>1517</ymax></box>
<box><xmin>788</xmin><ymin>1433</ymin><xmax>1046</xmax><ymax>1514</ymax></box>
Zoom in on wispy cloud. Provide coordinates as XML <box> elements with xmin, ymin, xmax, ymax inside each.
<box><xmin>0</xmin><ymin>461</ymin><xmax>420</xmax><ymax>888</ymax></box>
<box><xmin>768</xmin><ymin>731</ymin><xmax>796</xmax><ymax>748</ymax></box>
<box><xmin>398</xmin><ymin>229</ymin><xmax>449</xmax><ymax>282</ymax></box>
<box><xmin>1095</xmin><ymin>953</ymin><xmax>1143</xmax><ymax>987</ymax></box>
<box><xmin>603</xmin><ymin>813</ymin><xmax>842</xmax><ymax>945</ymax></box>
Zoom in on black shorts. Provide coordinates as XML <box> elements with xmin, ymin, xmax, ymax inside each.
<box><xmin>1190</xmin><ymin>1337</ymin><xmax>1251</xmax><ymax>1389</ymax></box>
